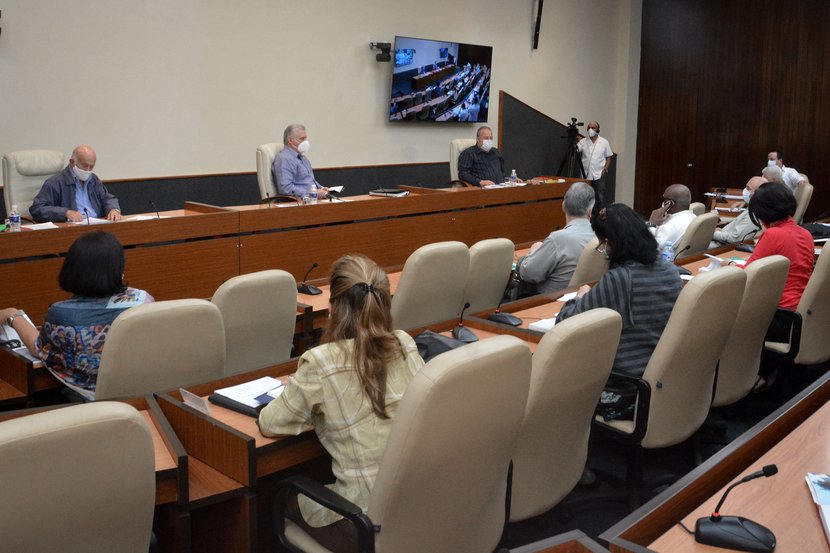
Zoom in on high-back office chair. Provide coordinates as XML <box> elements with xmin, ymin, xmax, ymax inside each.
<box><xmin>0</xmin><ymin>402</ymin><xmax>155</xmax><ymax>552</ymax></box>
<box><xmin>211</xmin><ymin>270</ymin><xmax>297</xmax><ymax>376</ymax></box>
<box><xmin>256</xmin><ymin>142</ymin><xmax>297</xmax><ymax>203</ymax></box>
<box><xmin>764</xmin><ymin>249</ymin><xmax>830</xmax><ymax>366</ymax></box>
<box><xmin>568</xmin><ymin>237</ymin><xmax>611</xmax><ymax>287</ymax></box>
<box><xmin>674</xmin><ymin>211</ymin><xmax>719</xmax><ymax>260</ymax></box>
<box><xmin>2</xmin><ymin>149</ymin><xmax>65</xmax><ymax>220</ymax></box>
<box><xmin>690</xmin><ymin>202</ymin><xmax>706</xmax><ymax>216</ymax></box>
<box><xmin>713</xmin><ymin>256</ymin><xmax>789</xmax><ymax>406</ymax></box>
<box><xmin>274</xmin><ymin>335</ymin><xmax>533</xmax><ymax>553</ymax></box>
<box><xmin>593</xmin><ymin>268</ymin><xmax>746</xmax><ymax>484</ymax></box>
<box><xmin>95</xmin><ymin>299</ymin><xmax>225</xmax><ymax>399</ymax></box>
<box><xmin>793</xmin><ymin>181</ymin><xmax>813</xmax><ymax>225</ymax></box>
<box><xmin>449</xmin><ymin>138</ymin><xmax>477</xmax><ymax>185</ymax></box>
<box><xmin>510</xmin><ymin>309</ymin><xmax>621</xmax><ymax>522</ymax></box>
<box><xmin>391</xmin><ymin>241</ymin><xmax>470</xmax><ymax>331</ymax></box>
<box><xmin>463</xmin><ymin>238</ymin><xmax>515</xmax><ymax>313</ymax></box>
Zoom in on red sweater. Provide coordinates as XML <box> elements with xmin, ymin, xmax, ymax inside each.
<box><xmin>745</xmin><ymin>217</ymin><xmax>814</xmax><ymax>309</ymax></box>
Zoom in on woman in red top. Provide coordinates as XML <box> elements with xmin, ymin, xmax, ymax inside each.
<box><xmin>745</xmin><ymin>182</ymin><xmax>814</xmax><ymax>340</ymax></box>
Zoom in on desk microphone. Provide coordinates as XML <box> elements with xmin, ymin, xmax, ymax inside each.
<box><xmin>673</xmin><ymin>244</ymin><xmax>691</xmax><ymax>261</ymax></box>
<box><xmin>263</xmin><ymin>192</ymin><xmax>273</xmax><ymax>208</ymax></box>
<box><xmin>325</xmin><ymin>193</ymin><xmax>344</xmax><ymax>202</ymax></box>
<box><xmin>149</xmin><ymin>200</ymin><xmax>161</xmax><ymax>219</ymax></box>
<box><xmin>451</xmin><ymin>302</ymin><xmax>478</xmax><ymax>343</ymax></box>
<box><xmin>489</xmin><ymin>270</ymin><xmax>522</xmax><ymax>326</ymax></box>
<box><xmin>83</xmin><ymin>208</ymin><xmax>90</xmax><ymax>225</ymax></box>
<box><xmin>694</xmin><ymin>464</ymin><xmax>777</xmax><ymax>553</ymax></box>
<box><xmin>297</xmin><ymin>262</ymin><xmax>322</xmax><ymax>295</ymax></box>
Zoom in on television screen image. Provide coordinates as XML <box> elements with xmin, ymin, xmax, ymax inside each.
<box><xmin>389</xmin><ymin>36</ymin><xmax>493</xmax><ymax>123</ymax></box>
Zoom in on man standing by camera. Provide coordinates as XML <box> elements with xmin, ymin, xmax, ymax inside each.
<box><xmin>576</xmin><ymin>120</ymin><xmax>613</xmax><ymax>207</ymax></box>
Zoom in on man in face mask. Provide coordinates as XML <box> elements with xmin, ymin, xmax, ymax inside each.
<box><xmin>30</xmin><ymin>145</ymin><xmax>121</xmax><ymax>223</ymax></box>
<box><xmin>273</xmin><ymin>124</ymin><xmax>328</xmax><ymax>198</ymax></box>
<box><xmin>710</xmin><ymin>174</ymin><xmax>767</xmax><ymax>248</ymax></box>
<box><xmin>766</xmin><ymin>149</ymin><xmax>806</xmax><ymax>194</ymax></box>
<box><xmin>576</xmin><ymin>120</ymin><xmax>614</xmax><ymax>207</ymax></box>
<box><xmin>457</xmin><ymin>126</ymin><xmax>516</xmax><ymax>186</ymax></box>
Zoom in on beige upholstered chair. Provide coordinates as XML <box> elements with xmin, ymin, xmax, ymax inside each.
<box><xmin>449</xmin><ymin>138</ymin><xmax>477</xmax><ymax>184</ymax></box>
<box><xmin>595</xmin><ymin>267</ymin><xmax>746</xmax><ymax>464</ymax></box>
<box><xmin>463</xmin><ymin>237</ymin><xmax>515</xmax><ymax>313</ymax></box>
<box><xmin>793</xmin><ymin>181</ymin><xmax>813</xmax><ymax>224</ymax></box>
<box><xmin>2</xmin><ymin>149</ymin><xmax>65</xmax><ymax>220</ymax></box>
<box><xmin>674</xmin><ymin>211</ymin><xmax>719</xmax><ymax>260</ymax></box>
<box><xmin>765</xmin><ymin>248</ymin><xmax>830</xmax><ymax>366</ymax></box>
<box><xmin>690</xmin><ymin>202</ymin><xmax>706</xmax><ymax>216</ymax></box>
<box><xmin>568</xmin><ymin>237</ymin><xmax>610</xmax><ymax>287</ymax></box>
<box><xmin>95</xmin><ymin>299</ymin><xmax>225</xmax><ymax>399</ymax></box>
<box><xmin>275</xmin><ymin>335</ymin><xmax>533</xmax><ymax>553</ymax></box>
<box><xmin>713</xmin><ymin>256</ymin><xmax>789</xmax><ymax>406</ymax></box>
<box><xmin>256</xmin><ymin>142</ymin><xmax>294</xmax><ymax>201</ymax></box>
<box><xmin>212</xmin><ymin>270</ymin><xmax>297</xmax><ymax>376</ymax></box>
<box><xmin>0</xmin><ymin>402</ymin><xmax>155</xmax><ymax>552</ymax></box>
<box><xmin>510</xmin><ymin>308</ymin><xmax>622</xmax><ymax>522</ymax></box>
<box><xmin>391</xmin><ymin>241</ymin><xmax>470</xmax><ymax>331</ymax></box>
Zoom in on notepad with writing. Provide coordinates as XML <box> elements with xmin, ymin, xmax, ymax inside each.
<box><xmin>209</xmin><ymin>376</ymin><xmax>285</xmax><ymax>417</ymax></box>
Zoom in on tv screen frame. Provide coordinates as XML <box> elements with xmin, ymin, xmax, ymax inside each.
<box><xmin>388</xmin><ymin>36</ymin><xmax>493</xmax><ymax>123</ymax></box>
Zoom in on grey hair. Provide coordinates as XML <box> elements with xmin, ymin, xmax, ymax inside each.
<box><xmin>563</xmin><ymin>181</ymin><xmax>595</xmax><ymax>217</ymax></box>
<box><xmin>476</xmin><ymin>126</ymin><xmax>492</xmax><ymax>139</ymax></box>
<box><xmin>762</xmin><ymin>164</ymin><xmax>784</xmax><ymax>184</ymax></box>
<box><xmin>283</xmin><ymin>124</ymin><xmax>306</xmax><ymax>144</ymax></box>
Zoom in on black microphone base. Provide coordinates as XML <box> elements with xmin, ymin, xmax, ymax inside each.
<box><xmin>695</xmin><ymin>516</ymin><xmax>775</xmax><ymax>553</ymax></box>
<box><xmin>489</xmin><ymin>311</ymin><xmax>522</xmax><ymax>326</ymax></box>
<box><xmin>298</xmin><ymin>283</ymin><xmax>322</xmax><ymax>295</ymax></box>
<box><xmin>452</xmin><ymin>325</ymin><xmax>478</xmax><ymax>343</ymax></box>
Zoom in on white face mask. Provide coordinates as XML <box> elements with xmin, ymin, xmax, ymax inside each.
<box><xmin>297</xmin><ymin>140</ymin><xmax>310</xmax><ymax>155</ymax></box>
<box><xmin>742</xmin><ymin>187</ymin><xmax>751</xmax><ymax>204</ymax></box>
<box><xmin>480</xmin><ymin>139</ymin><xmax>494</xmax><ymax>152</ymax></box>
<box><xmin>72</xmin><ymin>165</ymin><xmax>93</xmax><ymax>182</ymax></box>
<box><xmin>767</xmin><ymin>159</ymin><xmax>777</xmax><ymax>167</ymax></box>
<box><xmin>588</xmin><ymin>129</ymin><xmax>598</xmax><ymax>138</ymax></box>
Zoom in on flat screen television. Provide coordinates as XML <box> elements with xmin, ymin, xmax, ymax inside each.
<box><xmin>389</xmin><ymin>36</ymin><xmax>493</xmax><ymax>123</ymax></box>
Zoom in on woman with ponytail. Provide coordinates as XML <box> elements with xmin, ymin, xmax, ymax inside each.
<box><xmin>259</xmin><ymin>254</ymin><xmax>424</xmax><ymax>551</ymax></box>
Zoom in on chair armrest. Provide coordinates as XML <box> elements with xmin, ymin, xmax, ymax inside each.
<box><xmin>274</xmin><ymin>475</ymin><xmax>376</xmax><ymax>553</ymax></box>
<box><xmin>763</xmin><ymin>308</ymin><xmax>802</xmax><ymax>364</ymax></box>
<box><xmin>261</xmin><ymin>194</ymin><xmax>301</xmax><ymax>204</ymax></box>
<box><xmin>593</xmin><ymin>371</ymin><xmax>652</xmax><ymax>444</ymax></box>
<box><xmin>449</xmin><ymin>179</ymin><xmax>477</xmax><ymax>188</ymax></box>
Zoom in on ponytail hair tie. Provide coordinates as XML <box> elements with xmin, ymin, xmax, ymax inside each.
<box><xmin>353</xmin><ymin>282</ymin><xmax>376</xmax><ymax>296</ymax></box>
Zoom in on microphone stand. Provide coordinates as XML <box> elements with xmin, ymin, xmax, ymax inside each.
<box><xmin>297</xmin><ymin>262</ymin><xmax>322</xmax><ymax>295</ymax></box>
<box><xmin>451</xmin><ymin>302</ymin><xmax>478</xmax><ymax>343</ymax></box>
<box><xmin>489</xmin><ymin>270</ymin><xmax>522</xmax><ymax>326</ymax></box>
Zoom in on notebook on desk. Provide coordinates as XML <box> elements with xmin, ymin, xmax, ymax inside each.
<box><xmin>208</xmin><ymin>376</ymin><xmax>285</xmax><ymax>418</ymax></box>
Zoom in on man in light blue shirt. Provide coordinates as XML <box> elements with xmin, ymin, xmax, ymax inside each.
<box><xmin>272</xmin><ymin>124</ymin><xmax>328</xmax><ymax>198</ymax></box>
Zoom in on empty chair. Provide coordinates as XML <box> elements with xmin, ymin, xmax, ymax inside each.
<box><xmin>463</xmin><ymin>238</ymin><xmax>515</xmax><ymax>313</ymax></box>
<box><xmin>449</xmin><ymin>138</ymin><xmax>477</xmax><ymax>182</ymax></box>
<box><xmin>510</xmin><ymin>309</ymin><xmax>622</xmax><ymax>522</ymax></box>
<box><xmin>2</xmin><ymin>149</ymin><xmax>65</xmax><ymax>221</ymax></box>
<box><xmin>690</xmin><ymin>201</ymin><xmax>706</xmax><ymax>216</ymax></box>
<box><xmin>568</xmin><ymin>237</ymin><xmax>611</xmax><ymax>287</ymax></box>
<box><xmin>95</xmin><ymin>299</ymin><xmax>225</xmax><ymax>399</ymax></box>
<box><xmin>0</xmin><ymin>402</ymin><xmax>155</xmax><ymax>552</ymax></box>
<box><xmin>674</xmin><ymin>211</ymin><xmax>719</xmax><ymax>259</ymax></box>
<box><xmin>714</xmin><ymin>256</ymin><xmax>789</xmax><ymax>406</ymax></box>
<box><xmin>211</xmin><ymin>270</ymin><xmax>298</xmax><ymax>376</ymax></box>
<box><xmin>793</xmin><ymin>181</ymin><xmax>813</xmax><ymax>224</ymax></box>
<box><xmin>274</xmin><ymin>335</ymin><xmax>533</xmax><ymax>553</ymax></box>
<box><xmin>391</xmin><ymin>241</ymin><xmax>470</xmax><ymax>330</ymax></box>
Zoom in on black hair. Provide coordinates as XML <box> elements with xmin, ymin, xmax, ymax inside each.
<box><xmin>592</xmin><ymin>203</ymin><xmax>659</xmax><ymax>267</ymax></box>
<box><xmin>58</xmin><ymin>231</ymin><xmax>126</xmax><ymax>297</ymax></box>
<box><xmin>748</xmin><ymin>182</ymin><xmax>796</xmax><ymax>226</ymax></box>
<box><xmin>770</xmin><ymin>148</ymin><xmax>784</xmax><ymax>160</ymax></box>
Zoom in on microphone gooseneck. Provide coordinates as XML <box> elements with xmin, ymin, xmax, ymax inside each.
<box><xmin>83</xmin><ymin>208</ymin><xmax>90</xmax><ymax>225</ymax></box>
<box><xmin>149</xmin><ymin>201</ymin><xmax>161</xmax><ymax>219</ymax></box>
<box><xmin>297</xmin><ymin>262</ymin><xmax>322</xmax><ymax>295</ymax></box>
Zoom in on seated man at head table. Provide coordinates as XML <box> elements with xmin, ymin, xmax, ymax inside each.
<box><xmin>30</xmin><ymin>145</ymin><xmax>121</xmax><ymax>223</ymax></box>
<box><xmin>457</xmin><ymin>126</ymin><xmax>521</xmax><ymax>186</ymax></box>
<box><xmin>708</xmin><ymin>166</ymin><xmax>785</xmax><ymax>248</ymax></box>
<box><xmin>647</xmin><ymin>183</ymin><xmax>696</xmax><ymax>251</ymax></box>
<box><xmin>517</xmin><ymin>182</ymin><xmax>596</xmax><ymax>294</ymax></box>
<box><xmin>273</xmin><ymin>123</ymin><xmax>328</xmax><ymax>198</ymax></box>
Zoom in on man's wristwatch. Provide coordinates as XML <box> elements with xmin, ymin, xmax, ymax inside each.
<box><xmin>5</xmin><ymin>310</ymin><xmax>24</xmax><ymax>327</ymax></box>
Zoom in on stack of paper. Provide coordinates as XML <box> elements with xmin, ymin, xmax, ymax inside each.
<box><xmin>806</xmin><ymin>473</ymin><xmax>830</xmax><ymax>546</ymax></box>
<box><xmin>209</xmin><ymin>376</ymin><xmax>285</xmax><ymax>417</ymax></box>
<box><xmin>529</xmin><ymin>317</ymin><xmax>557</xmax><ymax>333</ymax></box>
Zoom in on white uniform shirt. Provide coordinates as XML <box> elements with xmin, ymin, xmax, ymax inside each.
<box><xmin>780</xmin><ymin>165</ymin><xmax>804</xmax><ymax>194</ymax></box>
<box><xmin>577</xmin><ymin>135</ymin><xmax>613</xmax><ymax>180</ymax></box>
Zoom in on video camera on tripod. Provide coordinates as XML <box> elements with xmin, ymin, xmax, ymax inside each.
<box><xmin>558</xmin><ymin>117</ymin><xmax>586</xmax><ymax>178</ymax></box>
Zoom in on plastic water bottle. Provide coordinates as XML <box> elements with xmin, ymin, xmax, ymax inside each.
<box><xmin>510</xmin><ymin>169</ymin><xmax>517</xmax><ymax>185</ymax></box>
<box><xmin>661</xmin><ymin>241</ymin><xmax>675</xmax><ymax>263</ymax></box>
<box><xmin>8</xmin><ymin>205</ymin><xmax>21</xmax><ymax>232</ymax></box>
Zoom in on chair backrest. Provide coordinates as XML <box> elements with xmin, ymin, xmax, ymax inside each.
<box><xmin>640</xmin><ymin>267</ymin><xmax>746</xmax><ymax>448</ymax></box>
<box><xmin>256</xmin><ymin>142</ymin><xmax>285</xmax><ymax>200</ymax></box>
<box><xmin>212</xmin><ymin>270</ymin><xmax>297</xmax><ymax>376</ymax></box>
<box><xmin>510</xmin><ymin>309</ymin><xmax>622</xmax><ymax>522</ymax></box>
<box><xmin>368</xmin><ymin>335</ymin><xmax>532</xmax><ymax>553</ymax></box>
<box><xmin>690</xmin><ymin>202</ymin><xmax>706</xmax><ymax>216</ymax></box>
<box><xmin>795</xmin><ymin>249</ymin><xmax>830</xmax><ymax>364</ymax></box>
<box><xmin>96</xmin><ymin>299</ymin><xmax>225</xmax><ymax>399</ymax></box>
<box><xmin>714</xmin><ymin>256</ymin><xmax>789</xmax><ymax>406</ymax></box>
<box><xmin>2</xmin><ymin>150</ymin><xmax>65</xmax><ymax>219</ymax></box>
<box><xmin>568</xmin><ymin>236</ymin><xmax>610</xmax><ymax>287</ymax></box>
<box><xmin>0</xmin><ymin>402</ymin><xmax>155</xmax><ymax>552</ymax></box>
<box><xmin>793</xmin><ymin>182</ymin><xmax>813</xmax><ymax>224</ymax></box>
<box><xmin>674</xmin><ymin>211</ymin><xmax>719</xmax><ymax>260</ymax></box>
<box><xmin>449</xmin><ymin>138</ymin><xmax>477</xmax><ymax>181</ymax></box>
<box><xmin>391</xmin><ymin>241</ymin><xmax>470</xmax><ymax>331</ymax></box>
<box><xmin>463</xmin><ymin>238</ymin><xmax>514</xmax><ymax>313</ymax></box>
